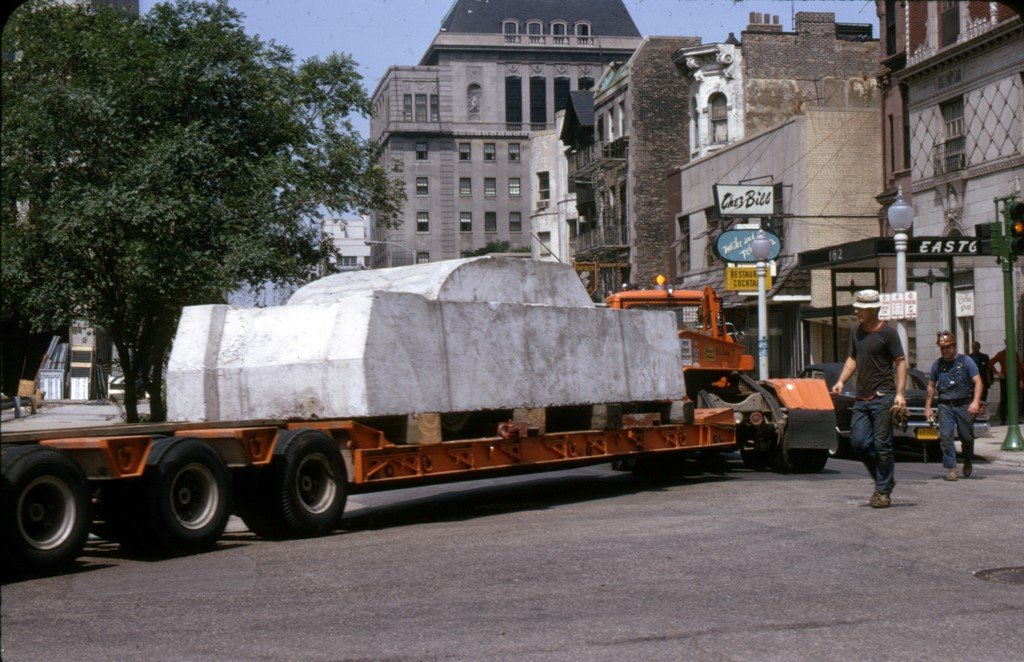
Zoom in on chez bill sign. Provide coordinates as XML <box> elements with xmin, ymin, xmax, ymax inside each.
<box><xmin>713</xmin><ymin>184</ymin><xmax>781</xmax><ymax>217</ymax></box>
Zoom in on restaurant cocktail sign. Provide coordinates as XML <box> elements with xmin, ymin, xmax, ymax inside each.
<box><xmin>713</xmin><ymin>184</ymin><xmax>776</xmax><ymax>217</ymax></box>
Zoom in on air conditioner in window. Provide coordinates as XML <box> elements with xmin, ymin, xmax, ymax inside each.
<box><xmin>536</xmin><ymin>200</ymin><xmax>550</xmax><ymax>209</ymax></box>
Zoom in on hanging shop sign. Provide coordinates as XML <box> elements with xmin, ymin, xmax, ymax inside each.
<box><xmin>955</xmin><ymin>290</ymin><xmax>974</xmax><ymax>318</ymax></box>
<box><xmin>713</xmin><ymin>184</ymin><xmax>778</xmax><ymax>217</ymax></box>
<box><xmin>714</xmin><ymin>229</ymin><xmax>782</xmax><ymax>263</ymax></box>
<box><xmin>725</xmin><ymin>267</ymin><xmax>773</xmax><ymax>291</ymax></box>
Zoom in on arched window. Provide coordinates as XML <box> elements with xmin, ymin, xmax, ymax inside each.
<box><xmin>502</xmin><ymin>20</ymin><xmax>518</xmax><ymax>35</ymax></box>
<box><xmin>709</xmin><ymin>93</ymin><xmax>728</xmax><ymax>144</ymax></box>
<box><xmin>527</xmin><ymin>21</ymin><xmax>542</xmax><ymax>35</ymax></box>
<box><xmin>467</xmin><ymin>84</ymin><xmax>481</xmax><ymax>115</ymax></box>
<box><xmin>574</xmin><ymin>22</ymin><xmax>591</xmax><ymax>37</ymax></box>
<box><xmin>551</xmin><ymin>22</ymin><xmax>567</xmax><ymax>36</ymax></box>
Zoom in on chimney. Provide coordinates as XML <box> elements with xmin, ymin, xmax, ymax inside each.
<box><xmin>747</xmin><ymin>11</ymin><xmax>783</xmax><ymax>32</ymax></box>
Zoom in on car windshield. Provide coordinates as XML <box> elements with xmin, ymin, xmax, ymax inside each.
<box><xmin>626</xmin><ymin>304</ymin><xmax>703</xmax><ymax>331</ymax></box>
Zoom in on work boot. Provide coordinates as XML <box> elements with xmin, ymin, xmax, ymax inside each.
<box><xmin>963</xmin><ymin>459</ymin><xmax>973</xmax><ymax>478</ymax></box>
<box><xmin>869</xmin><ymin>492</ymin><xmax>891</xmax><ymax>508</ymax></box>
<box><xmin>944</xmin><ymin>467</ymin><xmax>958</xmax><ymax>481</ymax></box>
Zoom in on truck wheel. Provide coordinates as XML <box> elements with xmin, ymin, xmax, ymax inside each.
<box><xmin>740</xmin><ymin>449</ymin><xmax>770</xmax><ymax>470</ymax></box>
<box><xmin>1</xmin><ymin>446</ymin><xmax>92</xmax><ymax>576</ymax></box>
<box><xmin>236</xmin><ymin>430</ymin><xmax>346</xmax><ymax>539</ymax></box>
<box><xmin>113</xmin><ymin>438</ymin><xmax>231</xmax><ymax>555</ymax></box>
<box><xmin>830</xmin><ymin>435</ymin><xmax>853</xmax><ymax>459</ymax></box>
<box><xmin>773</xmin><ymin>448</ymin><xmax>829</xmax><ymax>474</ymax></box>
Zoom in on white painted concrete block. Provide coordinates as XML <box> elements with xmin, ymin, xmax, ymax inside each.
<box><xmin>167</xmin><ymin>259</ymin><xmax>684</xmax><ymax>423</ymax></box>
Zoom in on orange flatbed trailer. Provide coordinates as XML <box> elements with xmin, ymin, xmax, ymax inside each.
<box><xmin>1</xmin><ymin>407</ymin><xmax>736</xmax><ymax>576</ymax></box>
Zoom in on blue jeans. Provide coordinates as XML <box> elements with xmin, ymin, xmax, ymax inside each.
<box><xmin>937</xmin><ymin>402</ymin><xmax>974</xmax><ymax>469</ymax></box>
<box><xmin>851</xmin><ymin>393</ymin><xmax>896</xmax><ymax>495</ymax></box>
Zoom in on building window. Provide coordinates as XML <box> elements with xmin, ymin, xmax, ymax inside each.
<box><xmin>505</xmin><ymin>77</ymin><xmax>522</xmax><ymax>124</ymax></box>
<box><xmin>416</xmin><ymin>211</ymin><xmax>429</xmax><ymax>232</ymax></box>
<box><xmin>578</xmin><ymin>77</ymin><xmax>594</xmax><ymax>91</ymax></box>
<box><xmin>530</xmin><ymin>76</ymin><xmax>547</xmax><ymax>125</ymax></box>
<box><xmin>429</xmin><ymin>94</ymin><xmax>439</xmax><ymax>122</ymax></box>
<box><xmin>484</xmin><ymin>143</ymin><xmax>496</xmax><ymax>161</ymax></box>
<box><xmin>460</xmin><ymin>177</ymin><xmax>472</xmax><ymax>196</ymax></box>
<box><xmin>537</xmin><ymin>171</ymin><xmax>550</xmax><ymax>200</ymax></box>
<box><xmin>415</xmin><ymin>94</ymin><xmax>428</xmax><ymax>122</ymax></box>
<box><xmin>508</xmin><ymin>143</ymin><xmax>520</xmax><ymax>161</ymax></box>
<box><xmin>536</xmin><ymin>231</ymin><xmax>553</xmax><ymax>258</ymax></box>
<box><xmin>502</xmin><ymin>20</ymin><xmax>518</xmax><ymax>35</ymax></box>
<box><xmin>460</xmin><ymin>212</ymin><xmax>472</xmax><ymax>233</ymax></box>
<box><xmin>527</xmin><ymin>21</ymin><xmax>542</xmax><ymax>35</ymax></box>
<box><xmin>900</xmin><ymin>84</ymin><xmax>911</xmax><ymax>170</ymax></box>
<box><xmin>940</xmin><ymin>0</ymin><xmax>960</xmax><ymax>48</ymax></box>
<box><xmin>509</xmin><ymin>211</ymin><xmax>522</xmax><ymax>232</ymax></box>
<box><xmin>416</xmin><ymin>252</ymin><xmax>430</xmax><ymax>264</ymax></box>
<box><xmin>402</xmin><ymin>94</ymin><xmax>412</xmax><ymax>121</ymax></box>
<box><xmin>484</xmin><ymin>178</ymin><xmax>496</xmax><ymax>196</ymax></box>
<box><xmin>459</xmin><ymin>142</ymin><xmax>471</xmax><ymax>161</ymax></box>
<box><xmin>574</xmin><ymin>22</ymin><xmax>590</xmax><ymax>37</ymax></box>
<box><xmin>509</xmin><ymin>177</ymin><xmax>521</xmax><ymax>196</ymax></box>
<box><xmin>554</xmin><ymin>77</ymin><xmax>570</xmax><ymax>112</ymax></box>
<box><xmin>467</xmin><ymin>84</ymin><xmax>481</xmax><ymax>115</ymax></box>
<box><xmin>937</xmin><ymin>97</ymin><xmax>965</xmax><ymax>174</ymax></box>
<box><xmin>485</xmin><ymin>211</ymin><xmax>497</xmax><ymax>233</ymax></box>
<box><xmin>415</xmin><ymin>141</ymin><xmax>428</xmax><ymax>160</ymax></box>
<box><xmin>704</xmin><ymin>206</ymin><xmax>721</xmax><ymax>266</ymax></box>
<box><xmin>415</xmin><ymin>177</ymin><xmax>429</xmax><ymax>195</ymax></box>
<box><xmin>551</xmin><ymin>22</ymin><xmax>567</xmax><ymax>36</ymax></box>
<box><xmin>709</xmin><ymin>93</ymin><xmax>728</xmax><ymax>144</ymax></box>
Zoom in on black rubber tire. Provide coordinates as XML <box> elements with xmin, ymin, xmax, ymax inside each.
<box><xmin>829</xmin><ymin>435</ymin><xmax>854</xmax><ymax>459</ymax></box>
<box><xmin>786</xmin><ymin>449</ymin><xmax>830</xmax><ymax>474</ymax></box>
<box><xmin>235</xmin><ymin>430</ymin><xmax>347</xmax><ymax>539</ymax></box>
<box><xmin>1</xmin><ymin>446</ymin><xmax>92</xmax><ymax>576</ymax></box>
<box><xmin>109</xmin><ymin>438</ymin><xmax>231</xmax><ymax>555</ymax></box>
<box><xmin>740</xmin><ymin>448</ymin><xmax>771</xmax><ymax>470</ymax></box>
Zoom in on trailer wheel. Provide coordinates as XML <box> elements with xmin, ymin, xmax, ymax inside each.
<box><xmin>112</xmin><ymin>438</ymin><xmax>231</xmax><ymax>555</ymax></box>
<box><xmin>236</xmin><ymin>430</ymin><xmax>346</xmax><ymax>539</ymax></box>
<box><xmin>1</xmin><ymin>446</ymin><xmax>91</xmax><ymax>576</ymax></box>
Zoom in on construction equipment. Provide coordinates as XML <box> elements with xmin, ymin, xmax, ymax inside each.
<box><xmin>606</xmin><ymin>281</ymin><xmax>835</xmax><ymax>474</ymax></box>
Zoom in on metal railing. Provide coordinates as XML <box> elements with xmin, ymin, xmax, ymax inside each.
<box><xmin>933</xmin><ymin>140</ymin><xmax>965</xmax><ymax>176</ymax></box>
<box><xmin>567</xmin><ymin>138</ymin><xmax>629</xmax><ymax>174</ymax></box>
<box><xmin>570</xmin><ymin>222</ymin><xmax>628</xmax><ymax>255</ymax></box>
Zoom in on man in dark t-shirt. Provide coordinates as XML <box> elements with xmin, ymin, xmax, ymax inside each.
<box><xmin>968</xmin><ymin>341</ymin><xmax>991</xmax><ymax>403</ymax></box>
<box><xmin>832</xmin><ymin>289</ymin><xmax>907</xmax><ymax>509</ymax></box>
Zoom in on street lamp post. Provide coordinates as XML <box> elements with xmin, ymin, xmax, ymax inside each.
<box><xmin>751</xmin><ymin>229</ymin><xmax>773</xmax><ymax>380</ymax></box>
<box><xmin>364</xmin><ymin>240</ymin><xmax>417</xmax><ymax>267</ymax></box>
<box><xmin>887</xmin><ymin>186</ymin><xmax>914</xmax><ymax>355</ymax></box>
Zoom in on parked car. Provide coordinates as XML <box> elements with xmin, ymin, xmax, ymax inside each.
<box><xmin>798</xmin><ymin>362</ymin><xmax>989</xmax><ymax>459</ymax></box>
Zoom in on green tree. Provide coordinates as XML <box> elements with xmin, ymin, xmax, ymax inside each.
<box><xmin>465</xmin><ymin>240</ymin><xmax>532</xmax><ymax>257</ymax></box>
<box><xmin>2</xmin><ymin>1</ymin><xmax>404</xmax><ymax>422</ymax></box>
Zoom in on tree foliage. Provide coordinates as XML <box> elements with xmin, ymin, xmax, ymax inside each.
<box><xmin>465</xmin><ymin>240</ymin><xmax>532</xmax><ymax>257</ymax></box>
<box><xmin>1</xmin><ymin>0</ymin><xmax>404</xmax><ymax>421</ymax></box>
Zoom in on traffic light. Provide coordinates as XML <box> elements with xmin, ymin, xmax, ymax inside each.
<box><xmin>1009</xmin><ymin>200</ymin><xmax>1024</xmax><ymax>254</ymax></box>
<box><xmin>975</xmin><ymin>222</ymin><xmax>994</xmax><ymax>255</ymax></box>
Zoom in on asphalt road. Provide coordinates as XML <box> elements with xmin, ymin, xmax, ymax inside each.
<box><xmin>2</xmin><ymin>452</ymin><xmax>1022</xmax><ymax>661</ymax></box>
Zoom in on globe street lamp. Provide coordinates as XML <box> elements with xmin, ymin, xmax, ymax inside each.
<box><xmin>365</xmin><ymin>240</ymin><xmax>417</xmax><ymax>267</ymax></box>
<box><xmin>886</xmin><ymin>186</ymin><xmax>914</xmax><ymax>354</ymax></box>
<box><xmin>751</xmin><ymin>229</ymin><xmax>773</xmax><ymax>380</ymax></box>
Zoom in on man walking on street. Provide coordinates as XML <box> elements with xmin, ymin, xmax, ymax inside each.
<box><xmin>832</xmin><ymin>289</ymin><xmax>907</xmax><ymax>509</ymax></box>
<box><xmin>969</xmin><ymin>341</ymin><xmax>992</xmax><ymax>404</ymax></box>
<box><xmin>991</xmin><ymin>344</ymin><xmax>1024</xmax><ymax>425</ymax></box>
<box><xmin>925</xmin><ymin>331</ymin><xmax>982</xmax><ymax>481</ymax></box>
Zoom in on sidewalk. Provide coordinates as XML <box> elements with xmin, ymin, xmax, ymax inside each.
<box><xmin>974</xmin><ymin>424</ymin><xmax>1024</xmax><ymax>469</ymax></box>
<box><xmin>1</xmin><ymin>400</ymin><xmax>149</xmax><ymax>432</ymax></box>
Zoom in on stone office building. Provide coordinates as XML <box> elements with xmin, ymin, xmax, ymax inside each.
<box><xmin>368</xmin><ymin>0</ymin><xmax>642</xmax><ymax>266</ymax></box>
<box><xmin>881</xmin><ymin>1</ymin><xmax>1023</xmax><ymax>370</ymax></box>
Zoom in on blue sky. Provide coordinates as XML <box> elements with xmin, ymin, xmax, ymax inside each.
<box><xmin>137</xmin><ymin>0</ymin><xmax>879</xmax><ymax>136</ymax></box>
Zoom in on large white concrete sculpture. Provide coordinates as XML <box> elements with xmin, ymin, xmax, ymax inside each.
<box><xmin>167</xmin><ymin>257</ymin><xmax>684</xmax><ymax>423</ymax></box>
